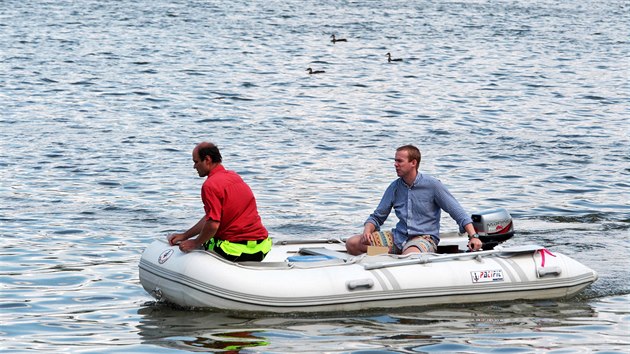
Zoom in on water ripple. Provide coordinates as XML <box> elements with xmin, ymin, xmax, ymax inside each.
<box><xmin>1</xmin><ymin>0</ymin><xmax>628</xmax><ymax>352</ymax></box>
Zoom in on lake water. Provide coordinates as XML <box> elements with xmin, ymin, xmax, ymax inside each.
<box><xmin>1</xmin><ymin>0</ymin><xmax>628</xmax><ymax>352</ymax></box>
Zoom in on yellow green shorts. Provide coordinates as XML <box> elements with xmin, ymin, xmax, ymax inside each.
<box><xmin>204</xmin><ymin>237</ymin><xmax>272</xmax><ymax>262</ymax></box>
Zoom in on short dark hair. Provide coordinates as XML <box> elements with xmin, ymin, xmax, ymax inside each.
<box><xmin>197</xmin><ymin>142</ymin><xmax>222</xmax><ymax>163</ymax></box>
<box><xmin>396</xmin><ymin>144</ymin><xmax>421</xmax><ymax>169</ymax></box>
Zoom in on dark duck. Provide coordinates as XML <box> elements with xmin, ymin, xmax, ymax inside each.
<box><xmin>331</xmin><ymin>34</ymin><xmax>347</xmax><ymax>43</ymax></box>
<box><xmin>386</xmin><ymin>52</ymin><xmax>403</xmax><ymax>62</ymax></box>
<box><xmin>306</xmin><ymin>67</ymin><xmax>325</xmax><ymax>74</ymax></box>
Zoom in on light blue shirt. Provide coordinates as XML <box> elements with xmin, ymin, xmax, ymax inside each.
<box><xmin>365</xmin><ymin>173</ymin><xmax>473</xmax><ymax>249</ymax></box>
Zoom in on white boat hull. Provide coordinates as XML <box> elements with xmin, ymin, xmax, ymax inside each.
<box><xmin>139</xmin><ymin>238</ymin><xmax>597</xmax><ymax>313</ymax></box>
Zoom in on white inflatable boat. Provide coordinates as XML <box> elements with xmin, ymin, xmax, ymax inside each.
<box><xmin>138</xmin><ymin>209</ymin><xmax>598</xmax><ymax>313</ymax></box>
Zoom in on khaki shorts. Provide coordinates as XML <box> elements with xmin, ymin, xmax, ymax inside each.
<box><xmin>367</xmin><ymin>230</ymin><xmax>397</xmax><ymax>253</ymax></box>
<box><xmin>367</xmin><ymin>231</ymin><xmax>437</xmax><ymax>254</ymax></box>
<box><xmin>403</xmin><ymin>235</ymin><xmax>437</xmax><ymax>253</ymax></box>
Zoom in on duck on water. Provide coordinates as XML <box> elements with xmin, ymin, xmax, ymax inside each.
<box><xmin>331</xmin><ymin>34</ymin><xmax>347</xmax><ymax>43</ymax></box>
<box><xmin>386</xmin><ymin>52</ymin><xmax>403</xmax><ymax>62</ymax></box>
<box><xmin>306</xmin><ymin>67</ymin><xmax>325</xmax><ymax>74</ymax></box>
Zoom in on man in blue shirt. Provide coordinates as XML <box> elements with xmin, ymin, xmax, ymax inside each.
<box><xmin>345</xmin><ymin>145</ymin><xmax>482</xmax><ymax>255</ymax></box>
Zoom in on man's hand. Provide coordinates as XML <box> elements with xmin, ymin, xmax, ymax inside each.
<box><xmin>167</xmin><ymin>233</ymin><xmax>188</xmax><ymax>246</ymax></box>
<box><xmin>178</xmin><ymin>238</ymin><xmax>202</xmax><ymax>253</ymax></box>
<box><xmin>360</xmin><ymin>223</ymin><xmax>376</xmax><ymax>245</ymax></box>
<box><xmin>467</xmin><ymin>237</ymin><xmax>482</xmax><ymax>251</ymax></box>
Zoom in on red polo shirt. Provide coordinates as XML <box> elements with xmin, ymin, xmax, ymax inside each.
<box><xmin>201</xmin><ymin>165</ymin><xmax>268</xmax><ymax>242</ymax></box>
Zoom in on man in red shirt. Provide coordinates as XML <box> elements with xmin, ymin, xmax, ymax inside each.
<box><xmin>168</xmin><ymin>142</ymin><xmax>271</xmax><ymax>261</ymax></box>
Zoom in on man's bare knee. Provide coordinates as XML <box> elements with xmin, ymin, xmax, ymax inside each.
<box><xmin>402</xmin><ymin>246</ymin><xmax>421</xmax><ymax>255</ymax></box>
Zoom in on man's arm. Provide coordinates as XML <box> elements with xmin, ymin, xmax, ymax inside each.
<box><xmin>464</xmin><ymin>223</ymin><xmax>482</xmax><ymax>251</ymax></box>
<box><xmin>168</xmin><ymin>216</ymin><xmax>205</xmax><ymax>245</ymax></box>
<box><xmin>178</xmin><ymin>218</ymin><xmax>220</xmax><ymax>252</ymax></box>
<box><xmin>365</xmin><ymin>182</ymin><xmax>397</xmax><ymax>228</ymax></box>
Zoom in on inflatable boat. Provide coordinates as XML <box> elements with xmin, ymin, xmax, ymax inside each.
<box><xmin>138</xmin><ymin>209</ymin><xmax>598</xmax><ymax>313</ymax></box>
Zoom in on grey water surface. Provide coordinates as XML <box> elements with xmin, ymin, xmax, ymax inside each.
<box><xmin>1</xmin><ymin>0</ymin><xmax>629</xmax><ymax>353</ymax></box>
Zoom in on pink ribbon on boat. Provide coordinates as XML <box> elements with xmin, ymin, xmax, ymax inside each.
<box><xmin>537</xmin><ymin>248</ymin><xmax>556</xmax><ymax>267</ymax></box>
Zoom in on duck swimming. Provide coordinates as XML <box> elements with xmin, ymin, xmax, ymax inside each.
<box><xmin>331</xmin><ymin>34</ymin><xmax>347</xmax><ymax>43</ymax></box>
<box><xmin>306</xmin><ymin>67</ymin><xmax>325</xmax><ymax>74</ymax></box>
<box><xmin>386</xmin><ymin>52</ymin><xmax>403</xmax><ymax>62</ymax></box>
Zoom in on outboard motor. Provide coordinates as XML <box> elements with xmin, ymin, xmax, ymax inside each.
<box><xmin>471</xmin><ymin>208</ymin><xmax>514</xmax><ymax>249</ymax></box>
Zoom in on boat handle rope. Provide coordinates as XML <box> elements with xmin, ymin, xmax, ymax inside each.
<box><xmin>537</xmin><ymin>248</ymin><xmax>556</xmax><ymax>267</ymax></box>
<box><xmin>535</xmin><ymin>248</ymin><xmax>562</xmax><ymax>277</ymax></box>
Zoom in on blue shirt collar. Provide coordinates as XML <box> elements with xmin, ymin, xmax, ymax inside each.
<box><xmin>400</xmin><ymin>172</ymin><xmax>423</xmax><ymax>188</ymax></box>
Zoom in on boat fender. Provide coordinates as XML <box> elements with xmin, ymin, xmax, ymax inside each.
<box><xmin>537</xmin><ymin>266</ymin><xmax>562</xmax><ymax>277</ymax></box>
<box><xmin>346</xmin><ymin>279</ymin><xmax>374</xmax><ymax>290</ymax></box>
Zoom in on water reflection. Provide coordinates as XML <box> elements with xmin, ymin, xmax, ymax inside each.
<box><xmin>136</xmin><ymin>296</ymin><xmax>629</xmax><ymax>353</ymax></box>
<box><xmin>137</xmin><ymin>305</ymin><xmax>270</xmax><ymax>352</ymax></box>
<box><xmin>172</xmin><ymin>332</ymin><xmax>269</xmax><ymax>353</ymax></box>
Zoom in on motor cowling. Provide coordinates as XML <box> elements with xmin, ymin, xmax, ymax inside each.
<box><xmin>471</xmin><ymin>208</ymin><xmax>514</xmax><ymax>245</ymax></box>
